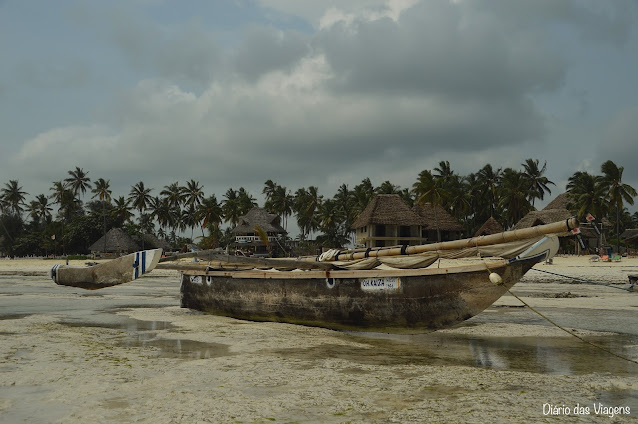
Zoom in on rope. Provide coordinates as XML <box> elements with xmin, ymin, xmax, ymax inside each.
<box><xmin>506</xmin><ymin>289</ymin><xmax>638</xmax><ymax>366</ymax></box>
<box><xmin>531</xmin><ymin>268</ymin><xmax>636</xmax><ymax>292</ymax></box>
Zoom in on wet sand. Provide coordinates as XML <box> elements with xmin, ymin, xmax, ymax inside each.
<box><xmin>1</xmin><ymin>256</ymin><xmax>637</xmax><ymax>423</ymax></box>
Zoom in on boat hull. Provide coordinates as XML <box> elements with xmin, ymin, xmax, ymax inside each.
<box><xmin>179</xmin><ymin>258</ymin><xmax>537</xmax><ymax>333</ymax></box>
<box><xmin>51</xmin><ymin>249</ymin><xmax>162</xmax><ymax>289</ymax></box>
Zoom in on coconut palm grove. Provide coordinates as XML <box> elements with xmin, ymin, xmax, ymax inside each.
<box><xmin>0</xmin><ymin>159</ymin><xmax>636</xmax><ymax>257</ymax></box>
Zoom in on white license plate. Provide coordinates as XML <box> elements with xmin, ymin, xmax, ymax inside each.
<box><xmin>360</xmin><ymin>277</ymin><xmax>401</xmax><ymax>292</ymax></box>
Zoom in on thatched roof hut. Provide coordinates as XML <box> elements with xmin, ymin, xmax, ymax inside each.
<box><xmin>89</xmin><ymin>228</ymin><xmax>140</xmax><ymax>254</ymax></box>
<box><xmin>512</xmin><ymin>208</ymin><xmax>573</xmax><ymax>230</ymax></box>
<box><xmin>351</xmin><ymin>194</ymin><xmax>426</xmax><ymax>228</ymax></box>
<box><xmin>231</xmin><ymin>208</ymin><xmax>287</xmax><ymax>235</ymax></box>
<box><xmin>543</xmin><ymin>192</ymin><xmax>572</xmax><ymax>210</ymax></box>
<box><xmin>412</xmin><ymin>202</ymin><xmax>464</xmax><ymax>232</ymax></box>
<box><xmin>138</xmin><ymin>234</ymin><xmax>171</xmax><ymax>251</ymax></box>
<box><xmin>621</xmin><ymin>229</ymin><xmax>638</xmax><ymax>244</ymax></box>
<box><xmin>474</xmin><ymin>217</ymin><xmax>504</xmax><ymax>237</ymax></box>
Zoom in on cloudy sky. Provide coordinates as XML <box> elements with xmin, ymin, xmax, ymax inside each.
<box><xmin>2</xmin><ymin>0</ymin><xmax>638</xmax><ymax>222</ymax></box>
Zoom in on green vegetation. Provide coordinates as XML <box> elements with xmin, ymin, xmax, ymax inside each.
<box><xmin>0</xmin><ymin>160</ymin><xmax>636</xmax><ymax>257</ymax></box>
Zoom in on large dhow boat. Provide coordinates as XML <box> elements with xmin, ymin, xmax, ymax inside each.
<box><xmin>51</xmin><ymin>218</ymin><xmax>578</xmax><ymax>333</ymax></box>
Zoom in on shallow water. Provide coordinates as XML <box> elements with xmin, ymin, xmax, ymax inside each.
<box><xmin>1</xmin><ymin>275</ymin><xmax>637</xmax><ymax>374</ymax></box>
<box><xmin>2</xmin><ymin>274</ymin><xmax>638</xmax><ymax>421</ymax></box>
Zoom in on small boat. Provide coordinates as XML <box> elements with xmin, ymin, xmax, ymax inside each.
<box><xmin>50</xmin><ymin>248</ymin><xmax>162</xmax><ymax>289</ymax></box>
<box><xmin>51</xmin><ymin>219</ymin><xmax>577</xmax><ymax>333</ymax></box>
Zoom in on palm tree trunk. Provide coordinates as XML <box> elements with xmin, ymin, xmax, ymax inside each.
<box><xmin>616</xmin><ymin>205</ymin><xmax>620</xmax><ymax>254</ymax></box>
<box><xmin>103</xmin><ymin>202</ymin><xmax>107</xmax><ymax>254</ymax></box>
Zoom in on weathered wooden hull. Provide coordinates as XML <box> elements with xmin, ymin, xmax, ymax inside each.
<box><xmin>51</xmin><ymin>249</ymin><xmax>162</xmax><ymax>289</ymax></box>
<box><xmin>179</xmin><ymin>257</ymin><xmax>538</xmax><ymax>333</ymax></box>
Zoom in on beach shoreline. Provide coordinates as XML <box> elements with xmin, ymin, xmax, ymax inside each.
<box><xmin>1</xmin><ymin>256</ymin><xmax>637</xmax><ymax>423</ymax></box>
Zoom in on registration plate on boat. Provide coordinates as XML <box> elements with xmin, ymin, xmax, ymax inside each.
<box><xmin>360</xmin><ymin>277</ymin><xmax>400</xmax><ymax>292</ymax></box>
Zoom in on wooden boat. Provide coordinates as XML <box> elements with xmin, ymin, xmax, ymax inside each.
<box><xmin>51</xmin><ymin>218</ymin><xmax>577</xmax><ymax>333</ymax></box>
<box><xmin>50</xmin><ymin>248</ymin><xmax>162</xmax><ymax>289</ymax></box>
<box><xmin>177</xmin><ymin>236</ymin><xmax>558</xmax><ymax>333</ymax></box>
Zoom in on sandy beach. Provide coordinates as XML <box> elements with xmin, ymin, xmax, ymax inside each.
<box><xmin>1</xmin><ymin>256</ymin><xmax>637</xmax><ymax>423</ymax></box>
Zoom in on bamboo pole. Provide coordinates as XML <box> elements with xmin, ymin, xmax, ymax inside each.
<box><xmin>318</xmin><ymin>218</ymin><xmax>579</xmax><ymax>262</ymax></box>
<box><xmin>160</xmin><ymin>250</ymin><xmax>334</xmax><ymax>270</ymax></box>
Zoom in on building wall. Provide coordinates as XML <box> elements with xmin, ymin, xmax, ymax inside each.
<box><xmin>354</xmin><ymin>224</ymin><xmax>424</xmax><ymax>248</ymax></box>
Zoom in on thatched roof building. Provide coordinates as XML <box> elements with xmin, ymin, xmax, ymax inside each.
<box><xmin>543</xmin><ymin>192</ymin><xmax>572</xmax><ymax>210</ymax></box>
<box><xmin>89</xmin><ymin>228</ymin><xmax>140</xmax><ymax>254</ymax></box>
<box><xmin>352</xmin><ymin>194</ymin><xmax>428</xmax><ymax>248</ymax></box>
<box><xmin>621</xmin><ymin>229</ymin><xmax>638</xmax><ymax>248</ymax></box>
<box><xmin>231</xmin><ymin>208</ymin><xmax>287</xmax><ymax>236</ymax></box>
<box><xmin>411</xmin><ymin>202</ymin><xmax>465</xmax><ymax>242</ymax></box>
<box><xmin>412</xmin><ymin>203</ymin><xmax>464</xmax><ymax>232</ymax></box>
<box><xmin>137</xmin><ymin>234</ymin><xmax>171</xmax><ymax>251</ymax></box>
<box><xmin>352</xmin><ymin>194</ymin><xmax>426</xmax><ymax>228</ymax></box>
<box><xmin>474</xmin><ymin>217</ymin><xmax>504</xmax><ymax>237</ymax></box>
<box><xmin>513</xmin><ymin>193</ymin><xmax>573</xmax><ymax>230</ymax></box>
<box><xmin>513</xmin><ymin>192</ymin><xmax>609</xmax><ymax>254</ymax></box>
<box><xmin>231</xmin><ymin>207</ymin><xmax>287</xmax><ymax>255</ymax></box>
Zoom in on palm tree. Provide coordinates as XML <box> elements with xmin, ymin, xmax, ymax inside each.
<box><xmin>333</xmin><ymin>184</ymin><xmax>354</xmax><ymax>241</ymax></box>
<box><xmin>64</xmin><ymin>167</ymin><xmax>92</xmax><ymax>200</ymax></box>
<box><xmin>183</xmin><ymin>204</ymin><xmax>200</xmax><ymax>240</ymax></box>
<box><xmin>129</xmin><ymin>182</ymin><xmax>153</xmax><ymax>249</ymax></box>
<box><xmin>522</xmin><ymin>159</ymin><xmax>555</xmax><ymax>207</ymax></box>
<box><xmin>476</xmin><ymin>164</ymin><xmax>502</xmax><ymax>218</ymax></box>
<box><xmin>375</xmin><ymin>180</ymin><xmax>401</xmax><ymax>194</ymax></box>
<box><xmin>566</xmin><ymin>171</ymin><xmax>606</xmax><ymax>219</ymax></box>
<box><xmin>317</xmin><ymin>198</ymin><xmax>349</xmax><ymax>248</ymax></box>
<box><xmin>183</xmin><ymin>179</ymin><xmax>204</xmax><ymax>208</ymax></box>
<box><xmin>26</xmin><ymin>194</ymin><xmax>53</xmax><ymax>229</ymax></box>
<box><xmin>351</xmin><ymin>178</ymin><xmax>375</xmax><ymax>217</ymax></box>
<box><xmin>160</xmin><ymin>182</ymin><xmax>186</xmax><ymax>236</ymax></box>
<box><xmin>263</xmin><ymin>179</ymin><xmax>278</xmax><ymax>208</ymax></box>
<box><xmin>269</xmin><ymin>185</ymin><xmax>293</xmax><ymax>230</ymax></box>
<box><xmin>161</xmin><ymin>182</ymin><xmax>184</xmax><ymax>209</ymax></box>
<box><xmin>91</xmin><ymin>178</ymin><xmax>112</xmax><ymax>253</ymax></box>
<box><xmin>293</xmin><ymin>186</ymin><xmax>322</xmax><ymax>239</ymax></box>
<box><xmin>55</xmin><ymin>188</ymin><xmax>81</xmax><ymax>256</ymax></box>
<box><xmin>222</xmin><ymin>188</ymin><xmax>241</xmax><ymax>227</ymax></box>
<box><xmin>237</xmin><ymin>187</ymin><xmax>257</xmax><ymax>216</ymax></box>
<box><xmin>1</xmin><ymin>180</ymin><xmax>28</xmax><ymax>217</ymax></box>
<box><xmin>148</xmin><ymin>196</ymin><xmax>172</xmax><ymax>236</ymax></box>
<box><xmin>198</xmin><ymin>194</ymin><xmax>223</xmax><ymax>243</ymax></box>
<box><xmin>412</xmin><ymin>169</ymin><xmax>447</xmax><ymax>242</ymax></box>
<box><xmin>498</xmin><ymin>168</ymin><xmax>533</xmax><ymax>228</ymax></box>
<box><xmin>433</xmin><ymin>160</ymin><xmax>455</xmax><ymax>187</ymax></box>
<box><xmin>599</xmin><ymin>160</ymin><xmax>637</xmax><ymax>253</ymax></box>
<box><xmin>112</xmin><ymin>196</ymin><xmax>133</xmax><ymax>226</ymax></box>
<box><xmin>445</xmin><ymin>175</ymin><xmax>471</xmax><ymax>224</ymax></box>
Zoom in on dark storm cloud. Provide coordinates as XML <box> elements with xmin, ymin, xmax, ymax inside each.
<box><xmin>316</xmin><ymin>0</ymin><xmax>565</xmax><ymax>98</ymax></box>
<box><xmin>5</xmin><ymin>0</ymin><xmax>638</xmax><ymax>205</ymax></box>
<box><xmin>599</xmin><ymin>107</ymin><xmax>638</xmax><ymax>182</ymax></box>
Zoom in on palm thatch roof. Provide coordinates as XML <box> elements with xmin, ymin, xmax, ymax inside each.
<box><xmin>621</xmin><ymin>229</ymin><xmax>638</xmax><ymax>242</ymax></box>
<box><xmin>89</xmin><ymin>228</ymin><xmax>140</xmax><ymax>253</ymax></box>
<box><xmin>137</xmin><ymin>234</ymin><xmax>171</xmax><ymax>251</ymax></box>
<box><xmin>512</xmin><ymin>209</ymin><xmax>573</xmax><ymax>230</ymax></box>
<box><xmin>412</xmin><ymin>202</ymin><xmax>464</xmax><ymax>231</ymax></box>
<box><xmin>351</xmin><ymin>194</ymin><xmax>427</xmax><ymax>228</ymax></box>
<box><xmin>474</xmin><ymin>216</ymin><xmax>504</xmax><ymax>237</ymax></box>
<box><xmin>515</xmin><ymin>192</ymin><xmax>609</xmax><ymax>238</ymax></box>
<box><xmin>231</xmin><ymin>207</ymin><xmax>287</xmax><ymax>235</ymax></box>
<box><xmin>543</xmin><ymin>192</ymin><xmax>573</xmax><ymax>211</ymax></box>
